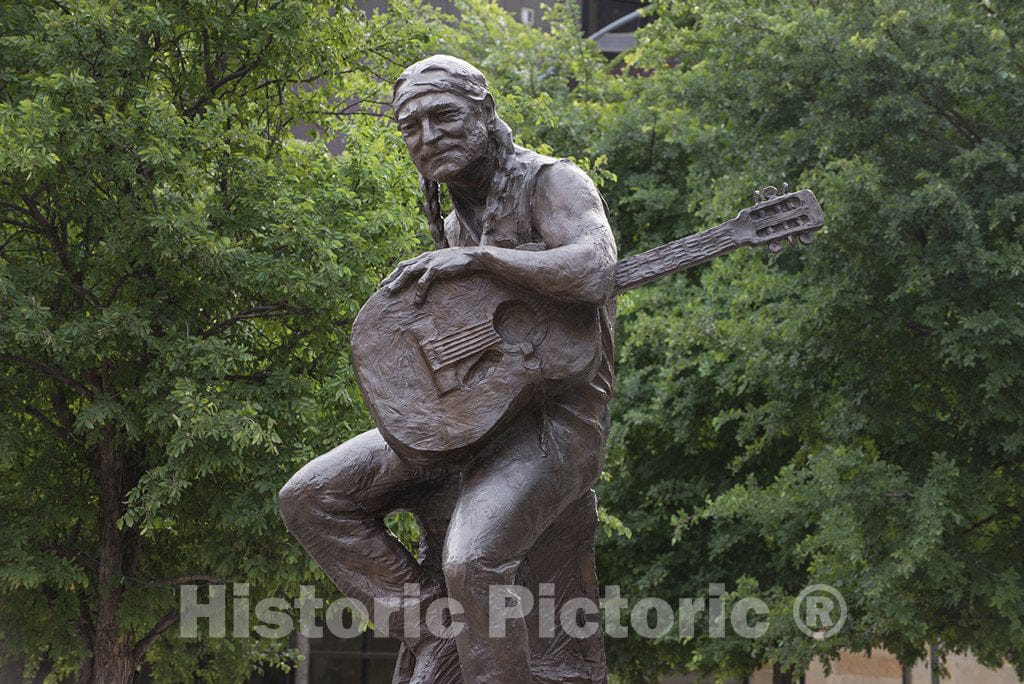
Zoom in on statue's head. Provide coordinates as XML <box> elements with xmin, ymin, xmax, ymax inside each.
<box><xmin>393</xmin><ymin>55</ymin><xmax>512</xmax><ymax>184</ymax></box>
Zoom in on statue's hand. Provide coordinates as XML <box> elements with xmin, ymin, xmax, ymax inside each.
<box><xmin>381</xmin><ymin>248</ymin><xmax>479</xmax><ymax>305</ymax></box>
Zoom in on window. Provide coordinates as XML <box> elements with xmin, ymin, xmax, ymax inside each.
<box><xmin>520</xmin><ymin>7</ymin><xmax>535</xmax><ymax>25</ymax></box>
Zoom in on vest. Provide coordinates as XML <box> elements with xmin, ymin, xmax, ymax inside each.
<box><xmin>442</xmin><ymin>146</ymin><xmax>615</xmax><ymax>447</ymax></box>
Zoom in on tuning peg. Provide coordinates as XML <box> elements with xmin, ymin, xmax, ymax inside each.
<box><xmin>799</xmin><ymin>233</ymin><xmax>813</xmax><ymax>245</ymax></box>
<box><xmin>782</xmin><ymin>182</ymin><xmax>789</xmax><ymax>194</ymax></box>
<box><xmin>752</xmin><ymin>189</ymin><xmax>762</xmax><ymax>204</ymax></box>
<box><xmin>787</xmin><ymin>235</ymin><xmax>796</xmax><ymax>246</ymax></box>
<box><xmin>768</xmin><ymin>240</ymin><xmax>783</xmax><ymax>253</ymax></box>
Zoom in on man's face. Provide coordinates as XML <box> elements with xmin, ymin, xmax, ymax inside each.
<box><xmin>395</xmin><ymin>91</ymin><xmax>490</xmax><ymax>183</ymax></box>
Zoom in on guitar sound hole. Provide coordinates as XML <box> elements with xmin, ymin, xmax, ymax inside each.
<box><xmin>494</xmin><ymin>301</ymin><xmax>539</xmax><ymax>345</ymax></box>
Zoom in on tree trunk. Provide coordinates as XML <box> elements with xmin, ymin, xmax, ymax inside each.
<box><xmin>0</xmin><ymin>657</ymin><xmax>40</xmax><ymax>684</ymax></box>
<box><xmin>77</xmin><ymin>428</ymin><xmax>137</xmax><ymax>684</ymax></box>
<box><xmin>930</xmin><ymin>643</ymin><xmax>941</xmax><ymax>684</ymax></box>
<box><xmin>295</xmin><ymin>632</ymin><xmax>311</xmax><ymax>684</ymax></box>
<box><xmin>772</xmin><ymin>663</ymin><xmax>794</xmax><ymax>684</ymax></box>
<box><xmin>83</xmin><ymin>643</ymin><xmax>135</xmax><ymax>684</ymax></box>
<box><xmin>85</xmin><ymin>590</ymin><xmax>135</xmax><ymax>683</ymax></box>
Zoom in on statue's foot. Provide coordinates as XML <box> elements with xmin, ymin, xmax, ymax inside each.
<box><xmin>409</xmin><ymin>636</ymin><xmax>461</xmax><ymax>684</ymax></box>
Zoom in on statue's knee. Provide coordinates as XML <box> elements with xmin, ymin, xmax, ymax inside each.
<box><xmin>442</xmin><ymin>543</ymin><xmax>518</xmax><ymax>599</ymax></box>
<box><xmin>279</xmin><ymin>468</ymin><xmax>374</xmax><ymax>537</ymax></box>
<box><xmin>278</xmin><ymin>433</ymin><xmax>384</xmax><ymax>533</ymax></box>
<box><xmin>278</xmin><ymin>474</ymin><xmax>319</xmax><ymax>532</ymax></box>
<box><xmin>441</xmin><ymin>547</ymin><xmax>471</xmax><ymax>596</ymax></box>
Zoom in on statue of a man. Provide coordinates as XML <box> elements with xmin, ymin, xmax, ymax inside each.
<box><xmin>279</xmin><ymin>55</ymin><xmax>616</xmax><ymax>683</ymax></box>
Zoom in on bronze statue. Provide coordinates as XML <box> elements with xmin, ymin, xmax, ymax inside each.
<box><xmin>279</xmin><ymin>54</ymin><xmax>823</xmax><ymax>683</ymax></box>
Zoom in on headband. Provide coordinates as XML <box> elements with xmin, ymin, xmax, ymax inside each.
<box><xmin>393</xmin><ymin>55</ymin><xmax>490</xmax><ymax>112</ymax></box>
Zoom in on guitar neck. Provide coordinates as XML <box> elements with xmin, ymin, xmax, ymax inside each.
<box><xmin>613</xmin><ymin>217</ymin><xmax>746</xmax><ymax>296</ymax></box>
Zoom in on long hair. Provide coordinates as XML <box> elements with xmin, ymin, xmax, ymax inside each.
<box><xmin>420</xmin><ymin>173</ymin><xmax>447</xmax><ymax>248</ymax></box>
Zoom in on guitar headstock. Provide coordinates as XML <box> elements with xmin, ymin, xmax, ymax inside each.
<box><xmin>735</xmin><ymin>183</ymin><xmax>824</xmax><ymax>253</ymax></box>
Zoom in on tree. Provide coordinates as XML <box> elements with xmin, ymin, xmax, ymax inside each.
<box><xmin>595</xmin><ymin>0</ymin><xmax>1024</xmax><ymax>680</ymax></box>
<box><xmin>0</xmin><ymin>1</ymin><xmax>438</xmax><ymax>680</ymax></box>
<box><xmin>7</xmin><ymin>0</ymin><xmax>1022</xmax><ymax>681</ymax></box>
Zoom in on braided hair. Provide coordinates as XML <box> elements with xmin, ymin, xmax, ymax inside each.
<box><xmin>420</xmin><ymin>173</ymin><xmax>448</xmax><ymax>249</ymax></box>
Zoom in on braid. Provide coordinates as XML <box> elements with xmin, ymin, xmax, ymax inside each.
<box><xmin>420</xmin><ymin>173</ymin><xmax>448</xmax><ymax>249</ymax></box>
<box><xmin>478</xmin><ymin>115</ymin><xmax>516</xmax><ymax>236</ymax></box>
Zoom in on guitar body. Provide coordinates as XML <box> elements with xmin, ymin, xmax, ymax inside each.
<box><xmin>351</xmin><ymin>273</ymin><xmax>602</xmax><ymax>462</ymax></box>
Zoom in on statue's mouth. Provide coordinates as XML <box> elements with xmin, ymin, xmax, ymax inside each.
<box><xmin>424</xmin><ymin>145</ymin><xmax>464</xmax><ymax>158</ymax></box>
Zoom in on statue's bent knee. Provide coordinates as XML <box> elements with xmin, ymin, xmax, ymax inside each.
<box><xmin>278</xmin><ymin>431</ymin><xmax>388</xmax><ymax>534</ymax></box>
<box><xmin>443</xmin><ymin>542</ymin><xmax>520</xmax><ymax>603</ymax></box>
<box><xmin>277</xmin><ymin>475</ymin><xmax>317</xmax><ymax>533</ymax></box>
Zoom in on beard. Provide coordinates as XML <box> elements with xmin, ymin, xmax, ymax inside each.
<box><xmin>422</xmin><ymin>151</ymin><xmax>482</xmax><ymax>183</ymax></box>
<box><xmin>413</xmin><ymin>127</ymin><xmax>491</xmax><ymax>185</ymax></box>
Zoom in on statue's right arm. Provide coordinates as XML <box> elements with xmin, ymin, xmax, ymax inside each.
<box><xmin>469</xmin><ymin>161</ymin><xmax>616</xmax><ymax>304</ymax></box>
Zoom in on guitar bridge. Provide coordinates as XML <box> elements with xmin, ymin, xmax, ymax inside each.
<box><xmin>419</xmin><ymin>319</ymin><xmax>502</xmax><ymax>394</ymax></box>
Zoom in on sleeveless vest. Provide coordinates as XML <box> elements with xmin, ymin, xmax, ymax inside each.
<box><xmin>442</xmin><ymin>146</ymin><xmax>615</xmax><ymax>448</ymax></box>
<box><xmin>443</xmin><ymin>146</ymin><xmax>559</xmax><ymax>250</ymax></box>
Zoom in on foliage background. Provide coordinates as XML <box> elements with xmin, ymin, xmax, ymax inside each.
<box><xmin>592</xmin><ymin>0</ymin><xmax>1024</xmax><ymax>680</ymax></box>
<box><xmin>2</xmin><ymin>0</ymin><xmax>1023</xmax><ymax>681</ymax></box>
<box><xmin>0</xmin><ymin>0</ymin><xmax>436</xmax><ymax>679</ymax></box>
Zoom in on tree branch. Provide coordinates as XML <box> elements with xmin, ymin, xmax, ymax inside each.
<box><xmin>184</xmin><ymin>36</ymin><xmax>275</xmax><ymax>118</ymax></box>
<box><xmin>224</xmin><ymin>372</ymin><xmax>270</xmax><ymax>382</ymax></box>
<box><xmin>202</xmin><ymin>303</ymin><xmax>300</xmax><ymax>337</ymax></box>
<box><xmin>23</xmin><ymin>406</ymin><xmax>78</xmax><ymax>445</ymax></box>
<box><xmin>159</xmin><ymin>574</ymin><xmax>229</xmax><ymax>585</ymax></box>
<box><xmin>914</xmin><ymin>89</ymin><xmax>985</xmax><ymax>145</ymax></box>
<box><xmin>0</xmin><ymin>353</ymin><xmax>95</xmax><ymax>399</ymax></box>
<box><xmin>880</xmin><ymin>27</ymin><xmax>985</xmax><ymax>145</ymax></box>
<box><xmin>18</xmin><ymin>194</ymin><xmax>101</xmax><ymax>306</ymax></box>
<box><xmin>0</xmin><ymin>201</ymin><xmax>37</xmax><ymax>221</ymax></box>
<box><xmin>132</xmin><ymin>609</ymin><xmax>180</xmax><ymax>664</ymax></box>
<box><xmin>0</xmin><ymin>215</ymin><xmax>37</xmax><ymax>231</ymax></box>
<box><xmin>75</xmin><ymin>587</ymin><xmax>95</xmax><ymax>653</ymax></box>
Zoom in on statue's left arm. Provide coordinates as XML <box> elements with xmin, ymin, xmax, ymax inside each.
<box><xmin>382</xmin><ymin>162</ymin><xmax>617</xmax><ymax>305</ymax></box>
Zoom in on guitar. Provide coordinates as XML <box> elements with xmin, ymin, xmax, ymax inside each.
<box><xmin>351</xmin><ymin>185</ymin><xmax>824</xmax><ymax>462</ymax></box>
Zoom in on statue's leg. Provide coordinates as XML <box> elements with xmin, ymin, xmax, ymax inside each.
<box><xmin>442</xmin><ymin>405</ymin><xmax>604</xmax><ymax>684</ymax></box>
<box><xmin>524</xmin><ymin>490</ymin><xmax>607</xmax><ymax>684</ymax></box>
<box><xmin>393</xmin><ymin>480</ymin><xmax>462</xmax><ymax>684</ymax></box>
<box><xmin>278</xmin><ymin>429</ymin><xmax>450</xmax><ymax>641</ymax></box>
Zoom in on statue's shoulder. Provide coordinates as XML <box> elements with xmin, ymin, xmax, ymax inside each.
<box><xmin>511</xmin><ymin>146</ymin><xmax>595</xmax><ymax>196</ymax></box>
<box><xmin>511</xmin><ymin>145</ymin><xmax>562</xmax><ymax>175</ymax></box>
<box><xmin>527</xmin><ymin>155</ymin><xmax>607</xmax><ymax>223</ymax></box>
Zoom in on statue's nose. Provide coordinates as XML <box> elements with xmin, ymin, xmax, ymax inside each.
<box><xmin>421</xmin><ymin>118</ymin><xmax>443</xmax><ymax>144</ymax></box>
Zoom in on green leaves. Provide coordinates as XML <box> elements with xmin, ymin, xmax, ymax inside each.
<box><xmin>3</xmin><ymin>0</ymin><xmax>1021</xmax><ymax>679</ymax></box>
<box><xmin>0</xmin><ymin>0</ymin><xmax>437</xmax><ymax>678</ymax></box>
<box><xmin>555</xmin><ymin>0</ymin><xmax>1024</xmax><ymax>678</ymax></box>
